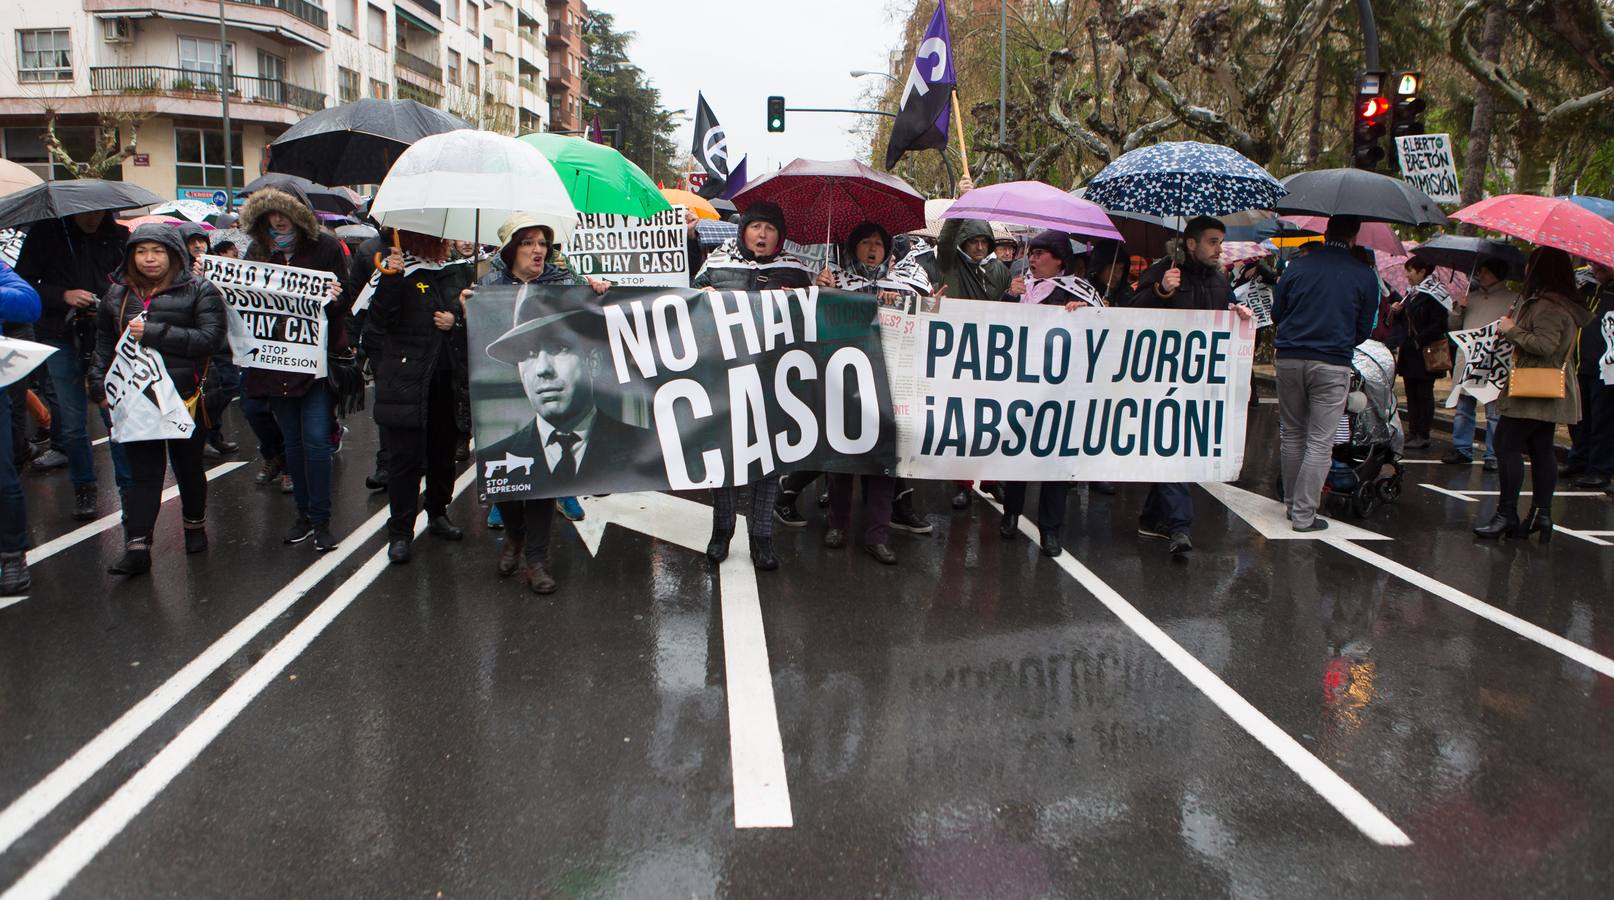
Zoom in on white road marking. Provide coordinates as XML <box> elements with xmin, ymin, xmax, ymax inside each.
<box><xmin>578</xmin><ymin>493</ymin><xmax>792</xmax><ymax>828</ymax></box>
<box><xmin>24</xmin><ymin>462</ymin><xmax>249</xmax><ymax>567</ymax></box>
<box><xmin>0</xmin><ymin>468</ymin><xmax>456</xmax><ymax>857</ymax></box>
<box><xmin>0</xmin><ymin>597</ymin><xmax>26</xmax><ymax>612</ymax></box>
<box><xmin>1417</xmin><ymin>484</ymin><xmax>1613</xmax><ymax>546</ymax></box>
<box><xmin>986</xmin><ymin>493</ymin><xmax>1411</xmax><ymax>846</ymax></box>
<box><xmin>91</xmin><ymin>437</ymin><xmax>109</xmax><ymax>447</ymax></box>
<box><xmin>1</xmin><ymin>471</ymin><xmax>477</xmax><ymax>900</ymax></box>
<box><xmin>1442</xmin><ymin>489</ymin><xmax>1606</xmax><ymax>498</ymax></box>
<box><xmin>1326</xmin><ymin>539</ymin><xmax>1614</xmax><ymax>679</ymax></box>
<box><xmin>1200</xmin><ymin>482</ymin><xmax>1391</xmax><ymax>541</ymax></box>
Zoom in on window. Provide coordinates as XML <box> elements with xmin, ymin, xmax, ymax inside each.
<box><xmin>256</xmin><ymin>50</ymin><xmax>286</xmax><ymax>103</ymax></box>
<box><xmin>174</xmin><ymin>127</ymin><xmax>244</xmax><ymax>189</ymax></box>
<box><xmin>367</xmin><ymin>5</ymin><xmax>387</xmax><ymax>50</ymax></box>
<box><xmin>468</xmin><ymin>60</ymin><xmax>480</xmax><ymax>94</ymax></box>
<box><xmin>178</xmin><ymin>36</ymin><xmax>234</xmax><ymax>88</ymax></box>
<box><xmin>339</xmin><ymin>67</ymin><xmax>360</xmax><ymax>103</ymax></box>
<box><xmin>445</xmin><ymin>0</ymin><xmax>458</xmax><ymax>24</ymax></box>
<box><xmin>17</xmin><ymin>29</ymin><xmax>72</xmax><ymax>83</ymax></box>
<box><xmin>466</xmin><ymin>2</ymin><xmax>478</xmax><ymax>34</ymax></box>
<box><xmin>370</xmin><ymin>78</ymin><xmax>388</xmax><ymax>99</ymax></box>
<box><xmin>336</xmin><ymin>0</ymin><xmax>356</xmax><ymax>34</ymax></box>
<box><xmin>447</xmin><ymin>49</ymin><xmax>460</xmax><ymax>86</ymax></box>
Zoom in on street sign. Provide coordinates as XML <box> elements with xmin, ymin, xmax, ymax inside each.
<box><xmin>131</xmin><ymin>154</ymin><xmax>150</xmax><ymax>167</ymax></box>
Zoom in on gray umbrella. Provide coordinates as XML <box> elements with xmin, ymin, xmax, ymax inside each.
<box><xmin>242</xmin><ymin>173</ymin><xmax>359</xmax><ymax>215</ymax></box>
<box><xmin>1276</xmin><ymin>168</ymin><xmax>1447</xmax><ymax>226</ymax></box>
<box><xmin>267</xmin><ymin>99</ymin><xmax>470</xmax><ymax>187</ymax></box>
<box><xmin>1410</xmin><ymin>234</ymin><xmax>1525</xmax><ymax>279</ymax></box>
<box><xmin>0</xmin><ymin>180</ymin><xmax>162</xmax><ymax>230</ymax></box>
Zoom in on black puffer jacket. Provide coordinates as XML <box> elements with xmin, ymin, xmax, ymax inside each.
<box><xmin>88</xmin><ymin>225</ymin><xmax>228</xmax><ymax>404</ymax></box>
<box><xmin>13</xmin><ymin>213</ymin><xmax>129</xmax><ymax>343</ymax></box>
<box><xmin>368</xmin><ymin>261</ymin><xmax>465</xmax><ymax>429</ymax></box>
<box><xmin>691</xmin><ymin>202</ymin><xmax>815</xmax><ymax>291</ymax></box>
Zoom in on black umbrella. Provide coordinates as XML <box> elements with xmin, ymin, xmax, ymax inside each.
<box><xmin>242</xmin><ymin>173</ymin><xmax>359</xmax><ymax>215</ymax></box>
<box><xmin>1411</xmin><ymin>234</ymin><xmax>1526</xmax><ymax>279</ymax></box>
<box><xmin>267</xmin><ymin>99</ymin><xmax>470</xmax><ymax>187</ymax></box>
<box><xmin>0</xmin><ymin>180</ymin><xmax>162</xmax><ymax>230</ymax></box>
<box><xmin>1276</xmin><ymin>168</ymin><xmax>1447</xmax><ymax>227</ymax></box>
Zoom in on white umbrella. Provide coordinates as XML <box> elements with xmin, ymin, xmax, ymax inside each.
<box><xmin>149</xmin><ymin>199</ymin><xmax>223</xmax><ymax>223</ymax></box>
<box><xmin>0</xmin><ymin>159</ymin><xmax>43</xmax><ymax>199</ymax></box>
<box><xmin>369</xmin><ymin>129</ymin><xmax>577</xmax><ymax>246</ymax></box>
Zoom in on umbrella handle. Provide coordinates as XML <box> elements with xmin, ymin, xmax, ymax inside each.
<box><xmin>374</xmin><ymin>229</ymin><xmax>403</xmax><ymax>276</ymax></box>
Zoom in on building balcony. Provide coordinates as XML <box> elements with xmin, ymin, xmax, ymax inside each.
<box><xmin>547</xmin><ymin>21</ymin><xmax>574</xmax><ymax>48</ymax></box>
<box><xmin>83</xmin><ymin>0</ymin><xmax>330</xmax><ymax>51</ymax></box>
<box><xmin>545</xmin><ymin>0</ymin><xmax>566</xmax><ymax>7</ymax></box>
<box><xmin>396</xmin><ymin>48</ymin><xmax>442</xmax><ymax>81</ymax></box>
<box><xmin>89</xmin><ymin>65</ymin><xmax>325</xmax><ymax>113</ymax></box>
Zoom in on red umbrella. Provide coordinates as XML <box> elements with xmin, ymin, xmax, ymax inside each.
<box><xmin>1281</xmin><ymin>215</ymin><xmax>1405</xmax><ymax>256</ymax></box>
<box><xmin>733</xmin><ymin>158</ymin><xmax>925</xmax><ymax>245</ymax></box>
<box><xmin>1450</xmin><ymin>194</ymin><xmax>1614</xmax><ymax>268</ymax></box>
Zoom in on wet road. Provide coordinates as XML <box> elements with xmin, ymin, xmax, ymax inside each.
<box><xmin>2</xmin><ymin>403</ymin><xmax>1612</xmax><ymax>898</ymax></box>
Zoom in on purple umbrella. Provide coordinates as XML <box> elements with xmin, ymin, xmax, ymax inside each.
<box><xmin>943</xmin><ymin>181</ymin><xmax>1123</xmax><ymax>241</ymax></box>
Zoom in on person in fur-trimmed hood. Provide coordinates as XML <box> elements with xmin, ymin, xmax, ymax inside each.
<box><xmin>237</xmin><ymin>184</ymin><xmax>350</xmax><ymax>552</ymax></box>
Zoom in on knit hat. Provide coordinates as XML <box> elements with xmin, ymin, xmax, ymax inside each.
<box><xmin>1026</xmin><ymin>229</ymin><xmax>1078</xmax><ymax>276</ymax></box>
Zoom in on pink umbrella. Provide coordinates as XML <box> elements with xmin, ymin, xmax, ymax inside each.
<box><xmin>945</xmin><ymin>180</ymin><xmax>1123</xmax><ymax>242</ymax></box>
<box><xmin>733</xmin><ymin>158</ymin><xmax>925</xmax><ymax>245</ymax></box>
<box><xmin>1221</xmin><ymin>241</ymin><xmax>1270</xmax><ymax>266</ymax></box>
<box><xmin>1282</xmin><ymin>214</ymin><xmax>1405</xmax><ymax>256</ymax></box>
<box><xmin>1451</xmin><ymin>194</ymin><xmax>1614</xmax><ymax>267</ymax></box>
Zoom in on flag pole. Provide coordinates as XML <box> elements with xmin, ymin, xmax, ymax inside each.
<box><xmin>951</xmin><ymin>92</ymin><xmax>972</xmax><ymax>184</ymax></box>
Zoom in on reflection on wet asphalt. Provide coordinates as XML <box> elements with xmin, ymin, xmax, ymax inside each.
<box><xmin>1</xmin><ymin>406</ymin><xmax>1611</xmax><ymax>897</ymax></box>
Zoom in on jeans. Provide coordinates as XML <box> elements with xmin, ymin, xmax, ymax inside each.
<box><xmin>828</xmin><ymin>473</ymin><xmax>895</xmax><ymax>545</ymax></box>
<box><xmin>1567</xmin><ymin>373</ymin><xmax>1614</xmax><ymax>478</ymax></box>
<box><xmin>122</xmin><ymin>431</ymin><xmax>207</xmax><ymax>542</ymax></box>
<box><xmin>270</xmin><ymin>387</ymin><xmax>333</xmax><ymax>524</ymax></box>
<box><xmin>44</xmin><ymin>340</ymin><xmax>131</xmax><ymax>489</ymax></box>
<box><xmin>1493</xmin><ymin>417</ymin><xmax>1558</xmax><ymax>513</ymax></box>
<box><xmin>1451</xmin><ymin>394</ymin><xmax>1498</xmax><ymax>462</ymax></box>
<box><xmin>497</xmin><ymin>498</ymin><xmax>555</xmax><ymax>561</ymax></box>
<box><xmin>1142</xmin><ymin>483</ymin><xmax>1193</xmax><ymax>532</ymax></box>
<box><xmin>240</xmin><ymin>395</ymin><xmax>284</xmax><ymax>461</ymax></box>
<box><xmin>1276</xmin><ymin>357</ymin><xmax>1353</xmax><ymax>527</ymax></box>
<box><xmin>0</xmin><ymin>392</ymin><xmax>26</xmax><ymax>553</ymax></box>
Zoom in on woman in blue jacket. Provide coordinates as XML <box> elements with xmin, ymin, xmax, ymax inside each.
<box><xmin>0</xmin><ymin>261</ymin><xmax>43</xmax><ymax>594</ymax></box>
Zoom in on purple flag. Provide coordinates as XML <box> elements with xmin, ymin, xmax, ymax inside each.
<box><xmin>719</xmin><ymin>155</ymin><xmax>749</xmax><ymax>200</ymax></box>
<box><xmin>884</xmin><ymin>1</ymin><xmax>954</xmax><ymax>170</ymax></box>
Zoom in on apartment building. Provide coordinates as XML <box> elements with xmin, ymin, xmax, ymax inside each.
<box><xmin>544</xmin><ymin>0</ymin><xmax>586</xmax><ymax>134</ymax></box>
<box><xmin>0</xmin><ymin>1</ymin><xmax>583</xmax><ymax>201</ymax></box>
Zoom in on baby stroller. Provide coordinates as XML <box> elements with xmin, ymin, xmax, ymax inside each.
<box><xmin>1322</xmin><ymin>340</ymin><xmax>1405</xmax><ymax>517</ymax></box>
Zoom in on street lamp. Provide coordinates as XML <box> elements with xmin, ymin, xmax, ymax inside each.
<box><xmin>850</xmin><ymin>70</ymin><xmax>896</xmax><ymax>81</ymax></box>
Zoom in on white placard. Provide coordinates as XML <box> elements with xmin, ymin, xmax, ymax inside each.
<box><xmin>565</xmin><ymin>207</ymin><xmax>689</xmax><ymax>288</ymax></box>
<box><xmin>104</xmin><ymin>316</ymin><xmax>195</xmax><ymax>443</ymax></box>
<box><xmin>201</xmin><ymin>256</ymin><xmax>332</xmax><ymax>377</ymax></box>
<box><xmin>1395</xmin><ymin>134</ymin><xmax>1461</xmax><ymax>205</ymax></box>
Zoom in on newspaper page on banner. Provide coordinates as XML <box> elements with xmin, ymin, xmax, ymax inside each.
<box><xmin>104</xmin><ymin>316</ymin><xmax>195</xmax><ymax>443</ymax></box>
<box><xmin>1235</xmin><ymin>281</ymin><xmax>1274</xmax><ymax>330</ymax></box>
<box><xmin>896</xmin><ymin>300</ymin><xmax>1254</xmax><ymax>483</ymax></box>
<box><xmin>1445</xmin><ymin>319</ymin><xmax>1510</xmax><ymax>406</ymax></box>
<box><xmin>1395</xmin><ymin>134</ymin><xmax>1461</xmax><ymax>204</ymax></box>
<box><xmin>565</xmin><ymin>207</ymin><xmax>689</xmax><ymax>287</ymax></box>
<box><xmin>0</xmin><ymin>335</ymin><xmax>57</xmax><ymax>389</ymax></box>
<box><xmin>201</xmin><ymin>256</ymin><xmax>332</xmax><ymax>377</ymax></box>
<box><xmin>0</xmin><ymin>229</ymin><xmax>22</xmax><ymax>267</ymax></box>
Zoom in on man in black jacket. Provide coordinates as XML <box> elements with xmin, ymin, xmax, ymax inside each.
<box><xmin>13</xmin><ymin>211</ymin><xmax>131</xmax><ymax>520</ymax></box>
<box><xmin>1566</xmin><ymin>262</ymin><xmax>1614</xmax><ymax>489</ymax></box>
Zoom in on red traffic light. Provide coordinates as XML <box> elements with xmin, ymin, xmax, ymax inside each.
<box><xmin>1358</xmin><ymin>96</ymin><xmax>1390</xmax><ymax>120</ymax></box>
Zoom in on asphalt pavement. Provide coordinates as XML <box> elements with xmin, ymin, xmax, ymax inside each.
<box><xmin>1</xmin><ymin>402</ymin><xmax>1611</xmax><ymax>898</ymax></box>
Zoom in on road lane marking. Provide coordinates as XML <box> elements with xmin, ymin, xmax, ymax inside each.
<box><xmin>24</xmin><ymin>462</ymin><xmax>249</xmax><ymax>567</ymax></box>
<box><xmin>1417</xmin><ymin>484</ymin><xmax>1612</xmax><ymax>546</ymax></box>
<box><xmin>1325</xmin><ymin>539</ymin><xmax>1614</xmax><ymax>678</ymax></box>
<box><xmin>0</xmin><ymin>597</ymin><xmax>26</xmax><ymax>612</ymax></box>
<box><xmin>92</xmin><ymin>437</ymin><xmax>108</xmax><ymax>447</ymax></box>
<box><xmin>1</xmin><ymin>471</ymin><xmax>477</xmax><ymax>900</ymax></box>
<box><xmin>985</xmin><ymin>493</ymin><xmax>1411</xmax><ymax>845</ymax></box>
<box><xmin>0</xmin><ymin>467</ymin><xmax>460</xmax><ymax>857</ymax></box>
<box><xmin>1201</xmin><ymin>482</ymin><xmax>1391</xmax><ymax>541</ymax></box>
<box><xmin>577</xmin><ymin>493</ymin><xmax>792</xmax><ymax>828</ymax></box>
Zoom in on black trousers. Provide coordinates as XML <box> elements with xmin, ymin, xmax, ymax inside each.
<box><xmin>381</xmin><ymin>371</ymin><xmax>458</xmax><ymax>538</ymax></box>
<box><xmin>1493</xmin><ymin>416</ymin><xmax>1558</xmax><ymax>512</ymax></box>
<box><xmin>497</xmin><ymin>498</ymin><xmax>555</xmax><ymax>561</ymax></box>
<box><xmin>123</xmin><ymin>431</ymin><xmax>207</xmax><ymax>542</ymax></box>
<box><xmin>1003</xmin><ymin>482</ymin><xmax>1070</xmax><ymax>534</ymax></box>
<box><xmin>1402</xmin><ymin>376</ymin><xmax>1437</xmax><ymax>440</ymax></box>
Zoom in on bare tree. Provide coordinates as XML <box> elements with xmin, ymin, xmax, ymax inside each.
<box><xmin>38</xmin><ymin>97</ymin><xmax>154</xmax><ymax>179</ymax></box>
<box><xmin>1458</xmin><ymin>2</ymin><xmax>1507</xmax><ymax>226</ymax></box>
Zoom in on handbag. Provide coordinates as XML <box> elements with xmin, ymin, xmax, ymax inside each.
<box><xmin>1421</xmin><ymin>339</ymin><xmax>1451</xmax><ymax>375</ymax></box>
<box><xmin>1507</xmin><ymin>358</ymin><xmax>1567</xmax><ymax>399</ymax></box>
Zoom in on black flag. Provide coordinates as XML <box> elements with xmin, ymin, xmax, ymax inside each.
<box><xmin>884</xmin><ymin>2</ymin><xmax>955</xmax><ymax>171</ymax></box>
<box><xmin>691</xmin><ymin>93</ymin><xmax>731</xmax><ymax>199</ymax></box>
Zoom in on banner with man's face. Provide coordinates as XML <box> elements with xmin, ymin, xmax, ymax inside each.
<box><xmin>466</xmin><ymin>285</ymin><xmax>898</xmax><ymax>502</ymax></box>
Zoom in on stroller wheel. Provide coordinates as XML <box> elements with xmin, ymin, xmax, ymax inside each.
<box><xmin>1377</xmin><ymin>478</ymin><xmax>1402</xmax><ymax>503</ymax></box>
<box><xmin>1353</xmin><ymin>484</ymin><xmax>1380</xmax><ymax>517</ymax></box>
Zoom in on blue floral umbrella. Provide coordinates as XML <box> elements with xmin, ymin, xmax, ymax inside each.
<box><xmin>1082</xmin><ymin>141</ymin><xmax>1286</xmax><ymax>219</ymax></box>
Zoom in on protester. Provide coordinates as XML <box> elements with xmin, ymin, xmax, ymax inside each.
<box><xmin>0</xmin><ymin>261</ymin><xmax>42</xmax><ymax>595</ymax></box>
<box><xmin>1082</xmin><ymin>240</ymin><xmax>1133</xmax><ymax>309</ymax></box>
<box><xmin>211</xmin><ymin>238</ymin><xmax>240</xmax><ymax>259</ymax></box>
<box><xmin>693</xmin><ymin>200</ymin><xmax>813</xmax><ymax>570</ymax></box>
<box><xmin>13</xmin><ymin>209</ymin><xmax>131</xmax><ymax>520</ymax></box>
<box><xmin>1444</xmin><ymin>257</ymin><xmax>1517</xmax><ymax>469</ymax></box>
<box><xmin>468</xmin><ymin>214</ymin><xmax>609</xmax><ymax>593</ymax></box>
<box><xmin>175</xmin><ymin>222</ymin><xmax>210</xmax><ymax>267</ymax></box>
<box><xmin>346</xmin><ymin>226</ymin><xmax>391</xmax><ymax>494</ymax></box>
<box><xmin>87</xmin><ymin>225</ymin><xmax>227</xmax><ymax>576</ymax></box>
<box><xmin>1565</xmin><ymin>262</ymin><xmax>1614</xmax><ymax>489</ymax></box>
<box><xmin>367</xmin><ymin>231</ymin><xmax>469</xmax><ymax>564</ymax></box>
<box><xmin>1270</xmin><ymin>216</ymin><xmax>1380</xmax><ymax>533</ymax></box>
<box><xmin>1392</xmin><ymin>256</ymin><xmax>1451</xmax><ymax>450</ymax></box>
<box><xmin>238</xmin><ymin>185</ymin><xmax>350</xmax><ymax>552</ymax></box>
<box><xmin>993</xmin><ymin>233</ymin><xmax>1026</xmax><ymax>279</ymax></box>
<box><xmin>1127</xmin><ymin>216</ymin><xmax>1253</xmax><ymax>554</ymax></box>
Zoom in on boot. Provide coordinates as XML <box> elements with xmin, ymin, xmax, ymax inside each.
<box><xmin>1039</xmin><ymin>529</ymin><xmax>1063</xmax><ymax>558</ymax></box>
<box><xmin>107</xmin><ymin>540</ymin><xmax>152</xmax><ymax>576</ymax></box>
<box><xmin>525</xmin><ymin>560</ymin><xmax>558</xmax><ymax>595</ymax></box>
<box><xmin>1473</xmin><ymin>507</ymin><xmax>1519</xmax><ymax>539</ymax></box>
<box><xmin>999</xmin><ymin>515</ymin><xmax>1020</xmax><ymax>540</ymax></box>
<box><xmin>0</xmin><ymin>551</ymin><xmax>29</xmax><ymax>596</ymax></box>
<box><xmin>1516</xmin><ymin>506</ymin><xmax>1553</xmax><ymax>544</ymax></box>
<box><xmin>426</xmin><ymin>515</ymin><xmax>464</xmax><ymax>540</ymax></box>
<box><xmin>749</xmin><ymin>534</ymin><xmax>779</xmax><ymax>571</ymax></box>
<box><xmin>387</xmin><ymin>538</ymin><xmax>412</xmax><ymax>564</ymax></box>
<box><xmin>183</xmin><ymin>518</ymin><xmax>207</xmax><ymax>554</ymax></box>
<box><xmin>255</xmin><ymin>454</ymin><xmax>284</xmax><ymax>486</ymax></box>
<box><xmin>496</xmin><ymin>533</ymin><xmax>525</xmax><ymax>577</ymax></box>
<box><xmin>72</xmin><ymin>483</ymin><xmax>97</xmax><ymax>522</ymax></box>
<box><xmin>706</xmin><ymin>527</ymin><xmax>732</xmax><ymax>563</ymax></box>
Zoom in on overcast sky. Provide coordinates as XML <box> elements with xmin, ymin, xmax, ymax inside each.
<box><xmin>593</xmin><ymin>0</ymin><xmax>907</xmax><ymax>177</ymax></box>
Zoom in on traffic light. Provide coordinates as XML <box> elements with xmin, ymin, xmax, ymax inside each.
<box><xmin>767</xmin><ymin>96</ymin><xmax>785</xmax><ymax>133</ymax></box>
<box><xmin>1351</xmin><ymin>71</ymin><xmax>1389</xmax><ymax>171</ymax></box>
<box><xmin>1390</xmin><ymin>70</ymin><xmax>1426</xmax><ymax>138</ymax></box>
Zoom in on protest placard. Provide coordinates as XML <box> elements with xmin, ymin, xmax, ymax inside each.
<box><xmin>1395</xmin><ymin>134</ymin><xmax>1461</xmax><ymax>205</ymax></box>
<box><xmin>1446</xmin><ymin>319</ymin><xmax>1510</xmax><ymax>406</ymax></box>
<box><xmin>201</xmin><ymin>256</ymin><xmax>332</xmax><ymax>377</ymax></box>
<box><xmin>0</xmin><ymin>228</ymin><xmax>23</xmax><ymax>267</ymax></box>
<box><xmin>564</xmin><ymin>207</ymin><xmax>690</xmax><ymax>288</ymax></box>
<box><xmin>0</xmin><ymin>335</ymin><xmax>56</xmax><ymax>389</ymax></box>
<box><xmin>1235</xmin><ymin>281</ymin><xmax>1274</xmax><ymax>329</ymax></box>
<box><xmin>104</xmin><ymin>316</ymin><xmax>195</xmax><ymax>443</ymax></box>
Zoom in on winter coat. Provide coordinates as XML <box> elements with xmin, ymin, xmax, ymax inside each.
<box><xmin>1575</xmin><ymin>276</ymin><xmax>1613</xmax><ymax>377</ymax></box>
<box><xmin>238</xmin><ymin>185</ymin><xmax>352</xmax><ymax>399</ymax></box>
<box><xmin>1271</xmin><ymin>243</ymin><xmax>1379</xmax><ymax>367</ymax></box>
<box><xmin>1371</xmin><ymin>290</ymin><xmax>1406</xmax><ymax>347</ymax></box>
<box><xmin>87</xmin><ymin>224</ymin><xmax>228</xmax><ymax>405</ymax></box>
<box><xmin>934</xmin><ymin>219</ymin><xmax>1010</xmax><ymax>301</ymax></box>
<box><xmin>1394</xmin><ymin>287</ymin><xmax>1450</xmax><ymax>380</ymax></box>
<box><xmin>1499</xmin><ymin>290</ymin><xmax>1593</xmax><ymax>425</ymax></box>
<box><xmin>1131</xmin><ymin>242</ymin><xmax>1232</xmax><ymax>311</ymax></box>
<box><xmin>13</xmin><ymin>214</ymin><xmax>129</xmax><ymax>342</ymax></box>
<box><xmin>0</xmin><ymin>261</ymin><xmax>42</xmax><ymax>324</ymax></box>
<box><xmin>690</xmin><ymin>241</ymin><xmax>815</xmax><ymax>291</ymax></box>
<box><xmin>367</xmin><ymin>260</ymin><xmax>465</xmax><ymax>430</ymax></box>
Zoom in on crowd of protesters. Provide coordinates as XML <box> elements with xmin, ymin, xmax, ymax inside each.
<box><xmin>1</xmin><ymin>178</ymin><xmax>1611</xmax><ymax>597</ymax></box>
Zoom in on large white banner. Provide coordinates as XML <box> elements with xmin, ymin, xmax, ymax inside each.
<box><xmin>104</xmin><ymin>317</ymin><xmax>195</xmax><ymax>443</ymax></box>
<box><xmin>0</xmin><ymin>335</ymin><xmax>57</xmax><ymax>389</ymax></box>
<box><xmin>886</xmin><ymin>298</ymin><xmax>1254</xmax><ymax>482</ymax></box>
<box><xmin>201</xmin><ymin>256</ymin><xmax>332</xmax><ymax>377</ymax></box>
<box><xmin>565</xmin><ymin>207</ymin><xmax>689</xmax><ymax>287</ymax></box>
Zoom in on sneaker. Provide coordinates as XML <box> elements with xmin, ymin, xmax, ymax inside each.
<box><xmin>279</xmin><ymin>473</ymin><xmax>294</xmax><ymax>494</ymax></box>
<box><xmin>889</xmin><ymin>506</ymin><xmax>933</xmax><ymax>534</ymax></box>
<box><xmin>558</xmin><ymin>496</ymin><xmax>586</xmax><ymax>521</ymax></box>
<box><xmin>312</xmin><ymin>522</ymin><xmax>338</xmax><ymax>552</ymax></box>
<box><xmin>1292</xmin><ymin>519</ymin><xmax>1330</xmax><ymax>533</ymax></box>
<box><xmin>1574</xmin><ymin>473</ymin><xmax>1611</xmax><ymax>489</ymax></box>
<box><xmin>365</xmin><ymin>470</ymin><xmax>388</xmax><ymax>492</ymax></box>
<box><xmin>774</xmin><ymin>502</ymin><xmax>807</xmax><ymax>528</ymax></box>
<box><xmin>487</xmin><ymin>505</ymin><xmax>504</xmax><ymax>530</ymax></box>
<box><xmin>1440</xmin><ymin>449</ymin><xmax>1472</xmax><ymax>465</ymax></box>
<box><xmin>331</xmin><ymin>425</ymin><xmax>347</xmax><ymax>456</ymax></box>
<box><xmin>255</xmin><ymin>455</ymin><xmax>285</xmax><ymax>486</ymax></box>
<box><xmin>203</xmin><ymin>441</ymin><xmax>222</xmax><ymax>459</ymax></box>
<box><xmin>72</xmin><ymin>483</ymin><xmax>97</xmax><ymax>522</ymax></box>
<box><xmin>283</xmin><ymin>516</ymin><xmax>314</xmax><ymax>545</ymax></box>
<box><xmin>31</xmin><ymin>449</ymin><xmax>68</xmax><ymax>469</ymax></box>
<box><xmin>1482</xmin><ymin>459</ymin><xmax>1498</xmax><ymax>473</ymax></box>
<box><xmin>1167</xmin><ymin>530</ymin><xmax>1193</xmax><ymax>554</ymax></box>
<box><xmin>1138</xmin><ymin>519</ymin><xmax>1170</xmax><ymax>540</ymax></box>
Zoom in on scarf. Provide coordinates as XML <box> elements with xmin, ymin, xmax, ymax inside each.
<box><xmin>833</xmin><ymin>252</ymin><xmax>932</xmax><ymax>295</ymax></box>
<box><xmin>352</xmin><ymin>252</ymin><xmax>448</xmax><ymax>313</ymax></box>
<box><xmin>270</xmin><ymin>228</ymin><xmax>298</xmax><ymax>253</ymax></box>
<box><xmin>699</xmin><ymin>239</ymin><xmax>816</xmax><ymax>277</ymax></box>
<box><xmin>1021</xmin><ymin>274</ymin><xmax>1104</xmax><ymax>307</ymax></box>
